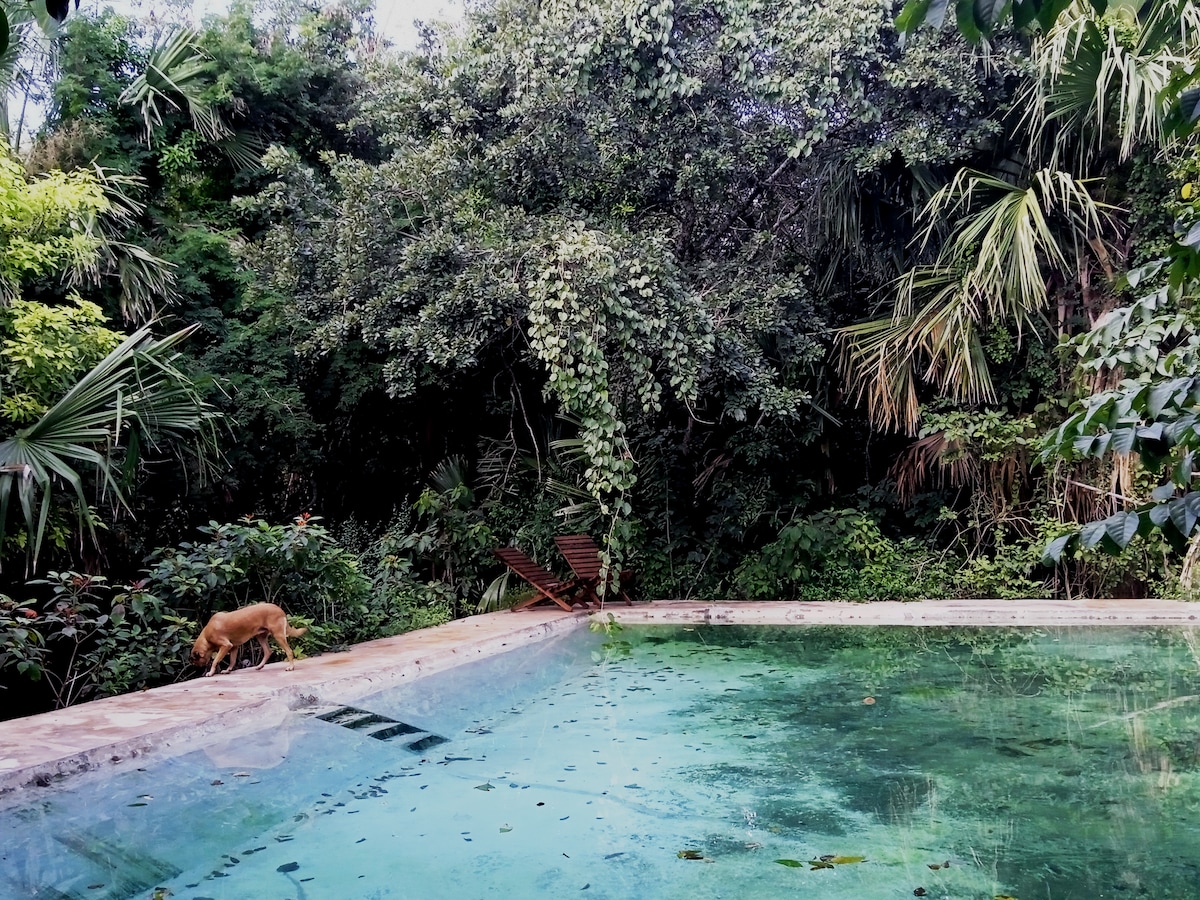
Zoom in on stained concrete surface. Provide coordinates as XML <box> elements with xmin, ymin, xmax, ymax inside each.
<box><xmin>2</xmin><ymin>598</ymin><xmax>1197</xmax><ymax>798</ymax></box>
<box><xmin>0</xmin><ymin>607</ymin><xmax>585</xmax><ymax>798</ymax></box>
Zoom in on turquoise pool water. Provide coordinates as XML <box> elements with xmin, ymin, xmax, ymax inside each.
<box><xmin>3</xmin><ymin>625</ymin><xmax>1200</xmax><ymax>899</ymax></box>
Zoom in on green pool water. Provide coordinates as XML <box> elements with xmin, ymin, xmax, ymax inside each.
<box><xmin>3</xmin><ymin>625</ymin><xmax>1200</xmax><ymax>899</ymax></box>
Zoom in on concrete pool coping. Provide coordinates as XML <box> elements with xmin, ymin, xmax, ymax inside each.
<box><xmin>1</xmin><ymin>597</ymin><xmax>1197</xmax><ymax>798</ymax></box>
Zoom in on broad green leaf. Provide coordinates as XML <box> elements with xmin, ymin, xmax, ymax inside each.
<box><xmin>775</xmin><ymin>859</ymin><xmax>804</xmax><ymax>867</ymax></box>
<box><xmin>1080</xmin><ymin>520</ymin><xmax>1108</xmax><ymax>549</ymax></box>
<box><xmin>1104</xmin><ymin>512</ymin><xmax>1139</xmax><ymax>549</ymax></box>
<box><xmin>1146</xmin><ymin>381</ymin><xmax>1182</xmax><ymax>418</ymax></box>
<box><xmin>1168</xmin><ymin>497</ymin><xmax>1197</xmax><ymax>538</ymax></box>
<box><xmin>1184</xmin><ymin>222</ymin><xmax>1200</xmax><ymax>254</ymax></box>
<box><xmin>1110</xmin><ymin>426</ymin><xmax>1136</xmax><ymax>455</ymax></box>
<box><xmin>1042</xmin><ymin>533</ymin><xmax>1073</xmax><ymax>563</ymax></box>
<box><xmin>1147</xmin><ymin>504</ymin><xmax>1176</xmax><ymax>532</ymax></box>
<box><xmin>1174</xmin><ymin>451</ymin><xmax>1195</xmax><ymax>487</ymax></box>
<box><xmin>1036</xmin><ymin>0</ymin><xmax>1074</xmax><ymax>30</ymax></box>
<box><xmin>1151</xmin><ymin>481</ymin><xmax>1176</xmax><ymax>501</ymax></box>
<box><xmin>956</xmin><ymin>0</ymin><xmax>983</xmax><ymax>41</ymax></box>
<box><xmin>895</xmin><ymin>0</ymin><xmax>934</xmax><ymax>31</ymax></box>
<box><xmin>973</xmin><ymin>0</ymin><xmax>1007</xmax><ymax>30</ymax></box>
<box><xmin>1178</xmin><ymin>86</ymin><xmax>1200</xmax><ymax>125</ymax></box>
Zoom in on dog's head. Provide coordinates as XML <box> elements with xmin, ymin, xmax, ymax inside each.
<box><xmin>189</xmin><ymin>637</ymin><xmax>212</xmax><ymax>668</ymax></box>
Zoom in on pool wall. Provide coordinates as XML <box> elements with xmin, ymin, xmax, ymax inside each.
<box><xmin>0</xmin><ymin>607</ymin><xmax>586</xmax><ymax>800</ymax></box>
<box><xmin>1</xmin><ymin>598</ymin><xmax>1197</xmax><ymax>800</ymax></box>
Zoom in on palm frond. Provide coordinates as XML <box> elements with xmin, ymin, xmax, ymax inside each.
<box><xmin>838</xmin><ymin>268</ymin><xmax>992</xmax><ymax>433</ymax></box>
<box><xmin>838</xmin><ymin>167</ymin><xmax>1109</xmax><ymax>432</ymax></box>
<box><xmin>0</xmin><ymin>323</ymin><xmax>223</xmax><ymax>566</ymax></box>
<box><xmin>1023</xmin><ymin>0</ymin><xmax>1200</xmax><ymax>162</ymax></box>
<box><xmin>119</xmin><ymin>28</ymin><xmax>228</xmax><ymax>146</ymax></box>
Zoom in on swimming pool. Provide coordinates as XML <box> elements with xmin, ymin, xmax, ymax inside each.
<box><xmin>3</xmin><ymin>624</ymin><xmax>1200</xmax><ymax>898</ymax></box>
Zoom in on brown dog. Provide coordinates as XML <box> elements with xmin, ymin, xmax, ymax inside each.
<box><xmin>190</xmin><ymin>603</ymin><xmax>307</xmax><ymax>677</ymax></box>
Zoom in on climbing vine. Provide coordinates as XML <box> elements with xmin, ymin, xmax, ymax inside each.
<box><xmin>527</xmin><ymin>224</ymin><xmax>713</xmax><ymax>583</ymax></box>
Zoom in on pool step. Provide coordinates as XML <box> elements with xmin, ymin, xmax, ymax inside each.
<box><xmin>307</xmin><ymin>704</ymin><xmax>448</xmax><ymax>752</ymax></box>
<box><xmin>51</xmin><ymin>829</ymin><xmax>181</xmax><ymax>900</ymax></box>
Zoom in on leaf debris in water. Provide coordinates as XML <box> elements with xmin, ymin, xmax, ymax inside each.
<box><xmin>677</xmin><ymin>850</ymin><xmax>705</xmax><ymax>860</ymax></box>
<box><xmin>500</xmin><ymin>825</ymin><xmax>513</xmax><ymax>833</ymax></box>
<box><xmin>475</xmin><ymin>782</ymin><xmax>496</xmax><ymax>791</ymax></box>
<box><xmin>277</xmin><ymin>862</ymin><xmax>299</xmax><ymax>873</ymax></box>
<box><xmin>774</xmin><ymin>859</ymin><xmax>803</xmax><ymax>868</ymax></box>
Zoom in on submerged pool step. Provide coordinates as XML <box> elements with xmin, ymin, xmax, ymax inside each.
<box><xmin>52</xmin><ymin>829</ymin><xmax>181</xmax><ymax>900</ymax></box>
<box><xmin>308</xmin><ymin>704</ymin><xmax>448</xmax><ymax>751</ymax></box>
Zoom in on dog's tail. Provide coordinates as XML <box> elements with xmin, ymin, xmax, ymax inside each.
<box><xmin>287</xmin><ymin>624</ymin><xmax>308</xmax><ymax>638</ymax></box>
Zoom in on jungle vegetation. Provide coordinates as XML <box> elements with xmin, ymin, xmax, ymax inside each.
<box><xmin>0</xmin><ymin>0</ymin><xmax>1198</xmax><ymax>717</ymax></box>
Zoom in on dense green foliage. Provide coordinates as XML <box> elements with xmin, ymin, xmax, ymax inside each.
<box><xmin>0</xmin><ymin>0</ymin><xmax>1198</xmax><ymax>717</ymax></box>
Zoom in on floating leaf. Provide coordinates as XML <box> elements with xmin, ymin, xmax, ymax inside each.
<box><xmin>995</xmin><ymin>896</ymin><xmax>1018</xmax><ymax>900</ymax></box>
<box><xmin>809</xmin><ymin>860</ymin><xmax>835</xmax><ymax>870</ymax></box>
<box><xmin>474</xmin><ymin>783</ymin><xmax>495</xmax><ymax>791</ymax></box>
<box><xmin>830</xmin><ymin>856</ymin><xmax>866</xmax><ymax>864</ymax></box>
<box><xmin>276</xmin><ymin>862</ymin><xmax>299</xmax><ymax>873</ymax></box>
<box><xmin>499</xmin><ymin>825</ymin><xmax>513</xmax><ymax>833</ymax></box>
<box><xmin>914</xmin><ymin>890</ymin><xmax>927</xmax><ymax>897</ymax></box>
<box><xmin>677</xmin><ymin>850</ymin><xmax>704</xmax><ymax>860</ymax></box>
<box><xmin>928</xmin><ymin>863</ymin><xmax>942</xmax><ymax>870</ymax></box>
<box><xmin>774</xmin><ymin>859</ymin><xmax>804</xmax><ymax>867</ymax></box>
<box><xmin>127</xmin><ymin>802</ymin><xmax>147</xmax><ymax>807</ymax></box>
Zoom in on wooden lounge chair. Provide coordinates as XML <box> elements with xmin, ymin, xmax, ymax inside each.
<box><xmin>493</xmin><ymin>546</ymin><xmax>591</xmax><ymax>612</ymax></box>
<box><xmin>554</xmin><ymin>534</ymin><xmax>634</xmax><ymax>606</ymax></box>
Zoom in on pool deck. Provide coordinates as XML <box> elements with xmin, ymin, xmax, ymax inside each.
<box><xmin>1</xmin><ymin>597</ymin><xmax>1197</xmax><ymax>799</ymax></box>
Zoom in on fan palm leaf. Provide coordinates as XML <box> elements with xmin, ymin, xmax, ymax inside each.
<box><xmin>119</xmin><ymin>27</ymin><xmax>227</xmax><ymax>145</ymax></box>
<box><xmin>0</xmin><ymin>323</ymin><xmax>222</xmax><ymax>565</ymax></box>
<box><xmin>838</xmin><ymin>168</ymin><xmax>1112</xmax><ymax>432</ymax></box>
<box><xmin>1023</xmin><ymin>0</ymin><xmax>1200</xmax><ymax>162</ymax></box>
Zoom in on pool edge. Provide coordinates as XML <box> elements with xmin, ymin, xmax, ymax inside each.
<box><xmin>0</xmin><ymin>608</ymin><xmax>588</xmax><ymax>800</ymax></box>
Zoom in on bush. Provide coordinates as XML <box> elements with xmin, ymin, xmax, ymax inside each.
<box><xmin>144</xmin><ymin>514</ymin><xmax>374</xmax><ymax>644</ymax></box>
<box><xmin>1</xmin><ymin>572</ymin><xmax>194</xmax><ymax>710</ymax></box>
<box><xmin>734</xmin><ymin>509</ymin><xmax>954</xmax><ymax>601</ymax></box>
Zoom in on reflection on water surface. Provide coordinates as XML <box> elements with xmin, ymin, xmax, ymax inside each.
<box><xmin>2</xmin><ymin>625</ymin><xmax>1200</xmax><ymax>899</ymax></box>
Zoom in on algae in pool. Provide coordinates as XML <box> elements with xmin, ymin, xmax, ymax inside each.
<box><xmin>3</xmin><ymin>624</ymin><xmax>1200</xmax><ymax>899</ymax></box>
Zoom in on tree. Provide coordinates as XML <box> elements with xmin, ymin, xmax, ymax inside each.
<box><xmin>0</xmin><ymin>156</ymin><xmax>219</xmax><ymax>569</ymax></box>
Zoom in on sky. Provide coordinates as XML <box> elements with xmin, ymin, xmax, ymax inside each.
<box><xmin>74</xmin><ymin>0</ymin><xmax>465</xmax><ymax>50</ymax></box>
<box><xmin>9</xmin><ymin>1</ymin><xmax>465</xmax><ymax>146</ymax></box>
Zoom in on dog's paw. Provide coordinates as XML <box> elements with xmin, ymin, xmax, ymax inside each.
<box><xmin>285</xmin><ymin>663</ymin><xmax>295</xmax><ymax>671</ymax></box>
<box><xmin>203</xmin><ymin>671</ymin><xmax>215</xmax><ymax>677</ymax></box>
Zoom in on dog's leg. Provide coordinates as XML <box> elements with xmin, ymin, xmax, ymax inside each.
<box><xmin>206</xmin><ymin>642</ymin><xmax>233</xmax><ymax>677</ymax></box>
<box><xmin>224</xmin><ymin>643</ymin><xmax>241</xmax><ymax>674</ymax></box>
<box><xmin>270</xmin><ymin>622</ymin><xmax>297</xmax><ymax>671</ymax></box>
<box><xmin>254</xmin><ymin>633</ymin><xmax>272</xmax><ymax>670</ymax></box>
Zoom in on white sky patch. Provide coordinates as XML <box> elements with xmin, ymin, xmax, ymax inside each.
<box><xmin>10</xmin><ymin>1</ymin><xmax>464</xmax><ymax>145</ymax></box>
<box><xmin>74</xmin><ymin>0</ymin><xmax>464</xmax><ymax>50</ymax></box>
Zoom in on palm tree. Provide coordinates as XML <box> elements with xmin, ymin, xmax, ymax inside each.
<box><xmin>0</xmin><ymin>322</ymin><xmax>222</xmax><ymax>567</ymax></box>
<box><xmin>837</xmin><ymin>0</ymin><xmax>1198</xmax><ymax>434</ymax></box>
<box><xmin>1022</xmin><ymin>0</ymin><xmax>1200</xmax><ymax>165</ymax></box>
<box><xmin>837</xmin><ymin>168</ymin><xmax>1113</xmax><ymax>432</ymax></box>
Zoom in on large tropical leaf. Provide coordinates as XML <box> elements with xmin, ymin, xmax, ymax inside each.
<box><xmin>0</xmin><ymin>323</ymin><xmax>222</xmax><ymax>566</ymax></box>
<box><xmin>837</xmin><ymin>168</ymin><xmax>1112</xmax><ymax>432</ymax></box>
<box><xmin>119</xmin><ymin>27</ymin><xmax>227</xmax><ymax>145</ymax></box>
<box><xmin>1023</xmin><ymin>0</ymin><xmax>1200</xmax><ymax>162</ymax></box>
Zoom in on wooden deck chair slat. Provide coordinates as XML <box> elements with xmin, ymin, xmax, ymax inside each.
<box><xmin>554</xmin><ymin>535</ymin><xmax>634</xmax><ymax>606</ymax></box>
<box><xmin>493</xmin><ymin>547</ymin><xmax>589</xmax><ymax>612</ymax></box>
